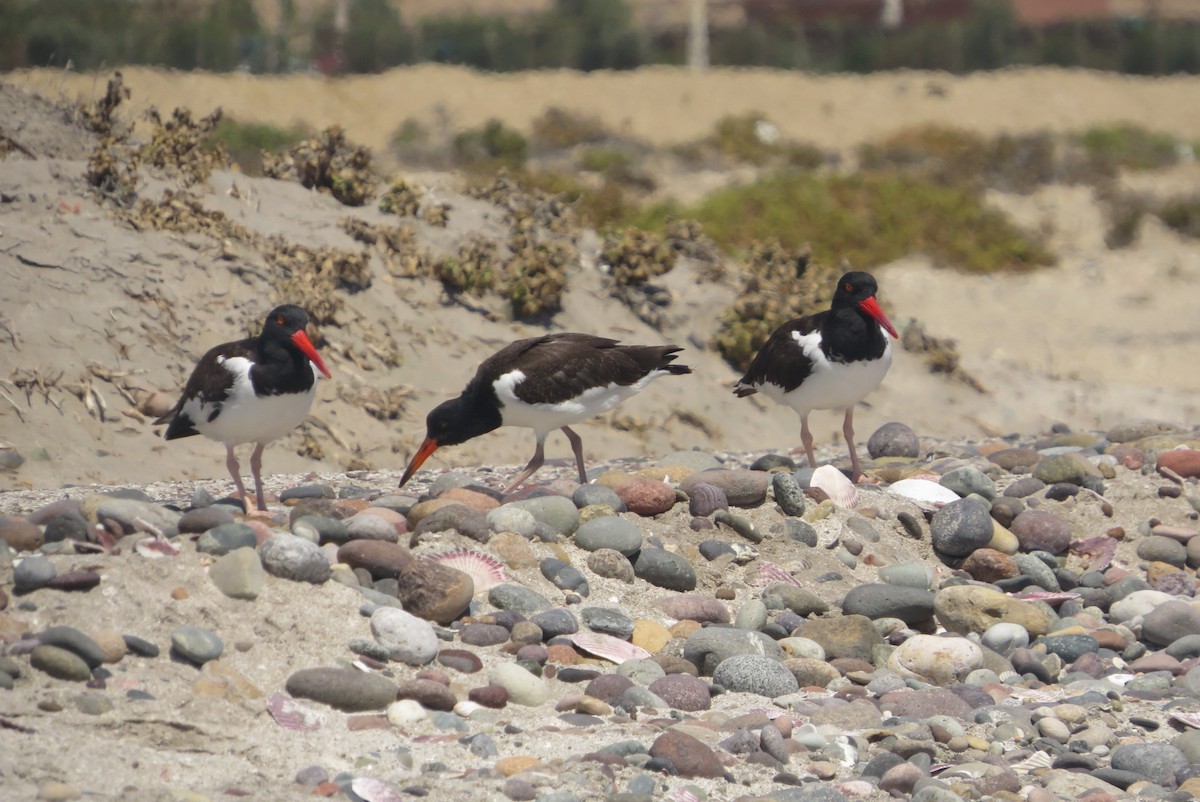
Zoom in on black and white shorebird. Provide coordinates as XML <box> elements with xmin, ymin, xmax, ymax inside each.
<box><xmin>399</xmin><ymin>333</ymin><xmax>692</xmax><ymax>492</ymax></box>
<box><xmin>734</xmin><ymin>271</ymin><xmax>899</xmax><ymax>481</ymax></box>
<box><xmin>155</xmin><ymin>304</ymin><xmax>332</xmax><ymax>513</ymax></box>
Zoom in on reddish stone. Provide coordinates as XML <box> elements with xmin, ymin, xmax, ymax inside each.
<box><xmin>468</xmin><ymin>684</ymin><xmax>508</xmax><ymax>708</ymax></box>
<box><xmin>1108</xmin><ymin>444</ymin><xmax>1144</xmax><ymax>469</ymax></box>
<box><xmin>960</xmin><ymin>548</ymin><xmax>1019</xmax><ymax>583</ymax></box>
<box><xmin>1158</xmin><ymin>449</ymin><xmax>1200</xmax><ymax>479</ymax></box>
<box><xmin>45</xmin><ymin>570</ymin><xmax>101</xmax><ymax>592</ymax></box>
<box><xmin>397</xmin><ymin>560</ymin><xmax>473</xmax><ymax>625</ymax></box>
<box><xmin>615</xmin><ymin>478</ymin><xmax>677</xmax><ymax>517</ymax></box>
<box><xmin>438</xmin><ymin>487</ymin><xmax>500</xmax><ymax>512</ymax></box>
<box><xmin>395</xmin><ymin>678</ymin><xmax>457</xmax><ymax>710</ymax></box>
<box><xmin>345</xmin><ymin>715</ymin><xmax>390</xmax><ymax>731</ymax></box>
<box><xmin>336</xmin><ymin>540</ymin><xmax>413</xmax><ymax>579</ymax></box>
<box><xmin>648</xmin><ymin>731</ymin><xmax>724</xmax><ymax>778</ymax></box>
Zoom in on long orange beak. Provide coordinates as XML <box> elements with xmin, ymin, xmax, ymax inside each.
<box><xmin>858</xmin><ymin>296</ymin><xmax>899</xmax><ymax>339</ymax></box>
<box><xmin>399</xmin><ymin>437</ymin><xmax>439</xmax><ymax>487</ymax></box>
<box><xmin>291</xmin><ymin>329</ymin><xmax>332</xmax><ymax>378</ymax></box>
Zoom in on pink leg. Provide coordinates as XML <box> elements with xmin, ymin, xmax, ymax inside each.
<box><xmin>843</xmin><ymin>408</ymin><xmax>865</xmax><ymax>483</ymax></box>
<box><xmin>225</xmin><ymin>445</ymin><xmax>250</xmax><ymax>512</ymax></box>
<box><xmin>249</xmin><ymin>442</ymin><xmax>268</xmax><ymax>512</ymax></box>
<box><xmin>503</xmin><ymin>436</ymin><xmax>546</xmax><ymax>494</ymax></box>
<box><xmin>799</xmin><ymin>413</ymin><xmax>817</xmax><ymax>469</ymax></box>
<box><xmin>561</xmin><ymin>426</ymin><xmax>588</xmax><ymax>485</ymax></box>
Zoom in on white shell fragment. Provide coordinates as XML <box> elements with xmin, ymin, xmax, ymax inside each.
<box><xmin>887</xmin><ymin>477</ymin><xmax>961</xmax><ymax>509</ymax></box>
<box><xmin>810</xmin><ymin>464</ymin><xmax>859</xmax><ymax>509</ymax></box>
<box><xmin>569</xmin><ymin>632</ymin><xmax>652</xmax><ymax>664</ymax></box>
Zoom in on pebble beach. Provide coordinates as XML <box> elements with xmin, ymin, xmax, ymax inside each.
<box><xmin>3</xmin><ymin>421</ymin><xmax>1200</xmax><ymax>802</ymax></box>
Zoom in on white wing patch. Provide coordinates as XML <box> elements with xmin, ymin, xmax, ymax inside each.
<box><xmin>494</xmin><ymin>368</ymin><xmax>670</xmax><ymax>436</ymax></box>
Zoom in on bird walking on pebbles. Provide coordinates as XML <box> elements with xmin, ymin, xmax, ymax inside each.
<box><xmin>399</xmin><ymin>332</ymin><xmax>692</xmax><ymax>493</ymax></box>
<box><xmin>156</xmin><ymin>304</ymin><xmax>332</xmax><ymax>513</ymax></box>
<box><xmin>734</xmin><ymin>271</ymin><xmax>898</xmax><ymax>482</ymax></box>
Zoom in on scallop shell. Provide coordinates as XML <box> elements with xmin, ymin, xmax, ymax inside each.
<box><xmin>1010</xmin><ymin>590</ymin><xmax>1080</xmax><ymax>605</ymax></box>
<box><xmin>887</xmin><ymin>477</ymin><xmax>960</xmax><ymax>509</ymax></box>
<box><xmin>569</xmin><ymin>632</ymin><xmax>652</xmax><ymax>664</ymax></box>
<box><xmin>687</xmin><ymin>482</ymin><xmax>729</xmax><ymax>517</ymax></box>
<box><xmin>810</xmin><ymin>465</ymin><xmax>859</xmax><ymax>508</ymax></box>
<box><xmin>1009</xmin><ymin>751</ymin><xmax>1054</xmax><ymax>773</ymax></box>
<box><xmin>267</xmin><ymin>692</ymin><xmax>323</xmax><ymax>732</ymax></box>
<box><xmin>749</xmin><ymin>560</ymin><xmax>803</xmax><ymax>588</ymax></box>
<box><xmin>666</xmin><ymin>790</ymin><xmax>701</xmax><ymax>802</ymax></box>
<box><xmin>426</xmin><ymin>549</ymin><xmax>507</xmax><ymax>594</ymax></box>
<box><xmin>1171</xmin><ymin>710</ymin><xmax>1200</xmax><ymax>729</ymax></box>
<box><xmin>350</xmin><ymin>778</ymin><xmax>404</xmax><ymax>802</ymax></box>
<box><xmin>135</xmin><ymin>536</ymin><xmax>180</xmax><ymax>558</ymax></box>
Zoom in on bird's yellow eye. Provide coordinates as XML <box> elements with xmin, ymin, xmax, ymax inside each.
<box><xmin>276</xmin><ymin>315</ymin><xmax>285</xmax><ymax>325</ymax></box>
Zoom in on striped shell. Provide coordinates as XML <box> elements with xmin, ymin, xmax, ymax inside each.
<box><xmin>427</xmin><ymin>549</ymin><xmax>507</xmax><ymax>594</ymax></box>
<box><xmin>1009</xmin><ymin>751</ymin><xmax>1053</xmax><ymax>773</ymax></box>
<box><xmin>267</xmin><ymin>692</ymin><xmax>323</xmax><ymax>732</ymax></box>
<box><xmin>810</xmin><ymin>465</ymin><xmax>858</xmax><ymax>509</ymax></box>
<box><xmin>687</xmin><ymin>483</ymin><xmax>728</xmax><ymax>517</ymax></box>
<box><xmin>569</xmin><ymin>632</ymin><xmax>652</xmax><ymax>664</ymax></box>
<box><xmin>351</xmin><ymin>778</ymin><xmax>404</xmax><ymax>802</ymax></box>
<box><xmin>748</xmin><ymin>560</ymin><xmax>803</xmax><ymax>588</ymax></box>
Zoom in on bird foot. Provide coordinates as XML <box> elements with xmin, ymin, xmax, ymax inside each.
<box><xmin>852</xmin><ymin>472</ymin><xmax>881</xmax><ymax>486</ymax></box>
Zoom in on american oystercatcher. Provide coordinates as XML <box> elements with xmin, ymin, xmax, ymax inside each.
<box><xmin>399</xmin><ymin>333</ymin><xmax>692</xmax><ymax>492</ymax></box>
<box><xmin>734</xmin><ymin>271</ymin><xmax>899</xmax><ymax>481</ymax></box>
<box><xmin>156</xmin><ymin>304</ymin><xmax>332</xmax><ymax>512</ymax></box>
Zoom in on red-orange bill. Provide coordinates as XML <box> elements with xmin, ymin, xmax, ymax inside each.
<box><xmin>858</xmin><ymin>296</ymin><xmax>899</xmax><ymax>339</ymax></box>
<box><xmin>291</xmin><ymin>330</ymin><xmax>332</xmax><ymax>378</ymax></box>
<box><xmin>399</xmin><ymin>437</ymin><xmax>439</xmax><ymax>487</ymax></box>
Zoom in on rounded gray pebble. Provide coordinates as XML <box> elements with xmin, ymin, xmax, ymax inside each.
<box><xmin>196</xmin><ymin>523</ymin><xmax>258</xmax><ymax>556</ymax></box>
<box><xmin>13</xmin><ymin>554</ymin><xmax>57</xmax><ymax>593</ymax></box>
<box><xmin>574</xmin><ymin>517</ymin><xmax>643</xmax><ymax>556</ymax></box>
<box><xmin>771</xmin><ymin>473</ymin><xmax>807</xmax><ymax>517</ymax></box>
<box><xmin>170</xmin><ymin>626</ymin><xmax>224</xmax><ymax>665</ymax></box>
<box><xmin>712</xmin><ymin>654</ymin><xmax>799</xmax><ymax>698</ymax></box>
<box><xmin>633</xmin><ymin>548</ymin><xmax>697</xmax><ymax>592</ymax></box>
<box><xmin>259</xmin><ymin>533</ymin><xmax>331</xmax><ymax>584</ymax></box>
<box><xmin>930</xmin><ymin>497</ymin><xmax>993</xmax><ymax>557</ymax></box>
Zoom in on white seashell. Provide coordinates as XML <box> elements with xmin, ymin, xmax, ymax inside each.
<box><xmin>386</xmin><ymin>698</ymin><xmax>427</xmax><ymax>727</ymax></box>
<box><xmin>426</xmin><ymin>548</ymin><xmax>507</xmax><ymax>594</ymax></box>
<box><xmin>810</xmin><ymin>465</ymin><xmax>859</xmax><ymax>508</ymax></box>
<box><xmin>135</xmin><ymin>536</ymin><xmax>180</xmax><ymax>558</ymax></box>
<box><xmin>888</xmin><ymin>478</ymin><xmax>961</xmax><ymax>509</ymax></box>
<box><xmin>351</xmin><ymin>778</ymin><xmax>404</xmax><ymax>802</ymax></box>
<box><xmin>749</xmin><ymin>561</ymin><xmax>803</xmax><ymax>588</ymax></box>
<box><xmin>453</xmin><ymin>700</ymin><xmax>485</xmax><ymax>718</ymax></box>
<box><xmin>1171</xmin><ymin>710</ymin><xmax>1200</xmax><ymax>729</ymax></box>
<box><xmin>569</xmin><ymin>632</ymin><xmax>652</xmax><ymax>664</ymax></box>
<box><xmin>266</xmin><ymin>692</ymin><xmax>323</xmax><ymax>732</ymax></box>
<box><xmin>1010</xmin><ymin>750</ymin><xmax>1053</xmax><ymax>772</ymax></box>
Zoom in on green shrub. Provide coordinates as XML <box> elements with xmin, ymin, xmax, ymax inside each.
<box><xmin>1077</xmin><ymin>124</ymin><xmax>1184</xmax><ymax>171</ymax></box>
<box><xmin>453</xmin><ymin>119</ymin><xmax>528</xmax><ymax>170</ymax></box>
<box><xmin>678</xmin><ymin>172</ymin><xmax>1054</xmax><ymax>274</ymax></box>
<box><xmin>531</xmin><ymin>107</ymin><xmax>609</xmax><ymax>149</ymax></box>
<box><xmin>1159</xmin><ymin>196</ymin><xmax>1200</xmax><ymax>239</ymax></box>
<box><xmin>206</xmin><ymin>119</ymin><xmax>306</xmax><ymax>175</ymax></box>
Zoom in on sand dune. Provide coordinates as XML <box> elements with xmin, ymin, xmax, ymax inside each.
<box><xmin>11</xmin><ymin>65</ymin><xmax>1200</xmax><ymax>157</ymax></box>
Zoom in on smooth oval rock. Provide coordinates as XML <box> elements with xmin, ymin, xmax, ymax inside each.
<box><xmin>285</xmin><ymin>667</ymin><xmax>399</xmax><ymax>712</ymax></box>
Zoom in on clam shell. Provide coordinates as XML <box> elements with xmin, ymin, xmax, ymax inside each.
<box><xmin>1171</xmin><ymin>711</ymin><xmax>1200</xmax><ymax>729</ymax></box>
<box><xmin>687</xmin><ymin>482</ymin><xmax>728</xmax><ymax>517</ymax></box>
<box><xmin>748</xmin><ymin>560</ymin><xmax>803</xmax><ymax>588</ymax></box>
<box><xmin>1010</xmin><ymin>590</ymin><xmax>1080</xmax><ymax>605</ymax></box>
<box><xmin>1009</xmin><ymin>751</ymin><xmax>1053</xmax><ymax>773</ymax></box>
<box><xmin>267</xmin><ymin>692</ymin><xmax>323</xmax><ymax>732</ymax></box>
<box><xmin>810</xmin><ymin>465</ymin><xmax>858</xmax><ymax>508</ymax></box>
<box><xmin>887</xmin><ymin>477</ymin><xmax>960</xmax><ymax>509</ymax></box>
<box><xmin>427</xmin><ymin>549</ymin><xmax>507</xmax><ymax>594</ymax></box>
<box><xmin>350</xmin><ymin>778</ymin><xmax>404</xmax><ymax>802</ymax></box>
<box><xmin>135</xmin><ymin>536</ymin><xmax>180</xmax><ymax>558</ymax></box>
<box><xmin>569</xmin><ymin>632</ymin><xmax>652</xmax><ymax>664</ymax></box>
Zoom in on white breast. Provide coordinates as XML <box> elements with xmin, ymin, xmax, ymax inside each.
<box><xmin>758</xmin><ymin>331</ymin><xmax>892</xmax><ymax>413</ymax></box>
<box><xmin>183</xmin><ymin>356</ymin><xmax>318</xmax><ymax>446</ymax></box>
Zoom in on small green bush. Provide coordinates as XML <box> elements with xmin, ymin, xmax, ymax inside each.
<box><xmin>1077</xmin><ymin>125</ymin><xmax>1184</xmax><ymax>171</ymax></box>
<box><xmin>453</xmin><ymin>119</ymin><xmax>528</xmax><ymax>170</ymax></box>
<box><xmin>678</xmin><ymin>172</ymin><xmax>1054</xmax><ymax>274</ymax></box>
<box><xmin>531</xmin><ymin>107</ymin><xmax>609</xmax><ymax>149</ymax></box>
<box><xmin>206</xmin><ymin>119</ymin><xmax>307</xmax><ymax>175</ymax></box>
